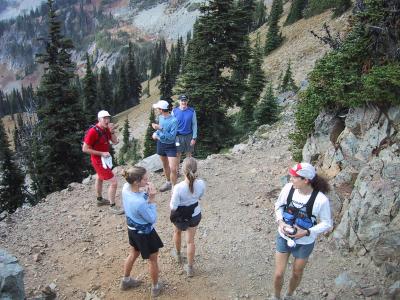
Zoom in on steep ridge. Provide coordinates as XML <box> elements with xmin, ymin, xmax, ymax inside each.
<box><xmin>1</xmin><ymin>97</ymin><xmax>385</xmax><ymax>299</ymax></box>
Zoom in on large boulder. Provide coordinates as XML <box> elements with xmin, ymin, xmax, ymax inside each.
<box><xmin>303</xmin><ymin>104</ymin><xmax>400</xmax><ymax>279</ymax></box>
<box><xmin>136</xmin><ymin>154</ymin><xmax>163</xmax><ymax>172</ymax></box>
<box><xmin>0</xmin><ymin>249</ymin><xmax>25</xmax><ymax>300</ymax></box>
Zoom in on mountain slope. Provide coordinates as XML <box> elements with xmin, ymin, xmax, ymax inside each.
<box><xmin>0</xmin><ymin>97</ymin><xmax>385</xmax><ymax>299</ymax></box>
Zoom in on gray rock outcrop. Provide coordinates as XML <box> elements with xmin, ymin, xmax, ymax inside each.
<box><xmin>0</xmin><ymin>249</ymin><xmax>25</xmax><ymax>300</ymax></box>
<box><xmin>303</xmin><ymin>105</ymin><xmax>400</xmax><ymax>280</ymax></box>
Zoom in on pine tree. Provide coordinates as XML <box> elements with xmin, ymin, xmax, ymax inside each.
<box><xmin>115</xmin><ymin>63</ymin><xmax>129</xmax><ymax>113</ymax></box>
<box><xmin>253</xmin><ymin>84</ymin><xmax>279</xmax><ymax>126</ymax></box>
<box><xmin>253</xmin><ymin>0</ymin><xmax>267</xmax><ymax>30</ymax></box>
<box><xmin>143</xmin><ymin>109</ymin><xmax>156</xmax><ymax>158</ymax></box>
<box><xmin>285</xmin><ymin>0</ymin><xmax>307</xmax><ymax>26</ymax></box>
<box><xmin>0</xmin><ymin>120</ymin><xmax>25</xmax><ymax>213</ymax></box>
<box><xmin>97</xmin><ymin>66</ymin><xmax>112</xmax><ymax>113</ymax></box>
<box><xmin>83</xmin><ymin>52</ymin><xmax>98</xmax><ymax>120</ymax></box>
<box><xmin>175</xmin><ymin>0</ymin><xmax>251</xmax><ymax>156</ymax></box>
<box><xmin>279</xmin><ymin>60</ymin><xmax>298</xmax><ymax>92</ymax></box>
<box><xmin>33</xmin><ymin>0</ymin><xmax>89</xmax><ymax>198</ymax></box>
<box><xmin>127</xmin><ymin>42</ymin><xmax>142</xmax><ymax>107</ymax></box>
<box><xmin>264</xmin><ymin>0</ymin><xmax>283</xmax><ymax>55</ymax></box>
<box><xmin>118</xmin><ymin>118</ymin><xmax>129</xmax><ymax>164</ymax></box>
<box><xmin>240</xmin><ymin>34</ymin><xmax>266</xmax><ymax>129</ymax></box>
<box><xmin>118</xmin><ymin>118</ymin><xmax>141</xmax><ymax>164</ymax></box>
<box><xmin>333</xmin><ymin>0</ymin><xmax>352</xmax><ymax>17</ymax></box>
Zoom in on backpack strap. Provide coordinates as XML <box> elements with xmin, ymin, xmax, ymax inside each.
<box><xmin>305</xmin><ymin>189</ymin><xmax>319</xmax><ymax>219</ymax></box>
<box><xmin>286</xmin><ymin>186</ymin><xmax>295</xmax><ymax>207</ymax></box>
<box><xmin>91</xmin><ymin>125</ymin><xmax>105</xmax><ymax>147</ymax></box>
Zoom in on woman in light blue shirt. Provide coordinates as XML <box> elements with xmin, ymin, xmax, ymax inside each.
<box><xmin>169</xmin><ymin>157</ymin><xmax>206</xmax><ymax>277</ymax></box>
<box><xmin>120</xmin><ymin>166</ymin><xmax>163</xmax><ymax>297</ymax></box>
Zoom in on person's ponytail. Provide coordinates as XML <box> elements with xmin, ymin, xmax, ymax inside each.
<box><xmin>182</xmin><ymin>157</ymin><xmax>198</xmax><ymax>194</ymax></box>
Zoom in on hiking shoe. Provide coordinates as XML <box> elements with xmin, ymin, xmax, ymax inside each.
<box><xmin>170</xmin><ymin>249</ymin><xmax>182</xmax><ymax>264</ymax></box>
<box><xmin>159</xmin><ymin>182</ymin><xmax>172</xmax><ymax>192</ymax></box>
<box><xmin>184</xmin><ymin>264</ymin><xmax>194</xmax><ymax>277</ymax></box>
<box><xmin>96</xmin><ymin>197</ymin><xmax>109</xmax><ymax>206</ymax></box>
<box><xmin>120</xmin><ymin>277</ymin><xmax>142</xmax><ymax>291</ymax></box>
<box><xmin>283</xmin><ymin>295</ymin><xmax>295</xmax><ymax>300</ymax></box>
<box><xmin>269</xmin><ymin>296</ymin><xmax>281</xmax><ymax>300</ymax></box>
<box><xmin>109</xmin><ymin>204</ymin><xmax>124</xmax><ymax>215</ymax></box>
<box><xmin>151</xmin><ymin>282</ymin><xmax>163</xmax><ymax>298</ymax></box>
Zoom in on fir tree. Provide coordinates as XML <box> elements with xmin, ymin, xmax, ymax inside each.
<box><xmin>253</xmin><ymin>0</ymin><xmax>267</xmax><ymax>30</ymax></box>
<box><xmin>240</xmin><ymin>34</ymin><xmax>266</xmax><ymax>129</ymax></box>
<box><xmin>33</xmin><ymin>0</ymin><xmax>89</xmax><ymax>198</ymax></box>
<box><xmin>279</xmin><ymin>60</ymin><xmax>298</xmax><ymax>92</ymax></box>
<box><xmin>127</xmin><ymin>42</ymin><xmax>142</xmax><ymax>107</ymax></box>
<box><xmin>285</xmin><ymin>0</ymin><xmax>307</xmax><ymax>26</ymax></box>
<box><xmin>333</xmin><ymin>0</ymin><xmax>352</xmax><ymax>17</ymax></box>
<box><xmin>254</xmin><ymin>84</ymin><xmax>279</xmax><ymax>126</ymax></box>
<box><xmin>264</xmin><ymin>0</ymin><xmax>283</xmax><ymax>55</ymax></box>
<box><xmin>118</xmin><ymin>118</ymin><xmax>141</xmax><ymax>164</ymax></box>
<box><xmin>115</xmin><ymin>63</ymin><xmax>129</xmax><ymax>112</ymax></box>
<box><xmin>0</xmin><ymin>120</ymin><xmax>25</xmax><ymax>213</ymax></box>
<box><xmin>143</xmin><ymin>109</ymin><xmax>156</xmax><ymax>157</ymax></box>
<box><xmin>175</xmin><ymin>0</ymin><xmax>251</xmax><ymax>156</ymax></box>
<box><xmin>83</xmin><ymin>52</ymin><xmax>98</xmax><ymax>120</ymax></box>
<box><xmin>97</xmin><ymin>66</ymin><xmax>112</xmax><ymax>113</ymax></box>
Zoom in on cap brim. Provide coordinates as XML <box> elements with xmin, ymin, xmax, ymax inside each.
<box><xmin>289</xmin><ymin>168</ymin><xmax>299</xmax><ymax>177</ymax></box>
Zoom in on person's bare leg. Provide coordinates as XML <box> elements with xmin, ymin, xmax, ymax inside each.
<box><xmin>160</xmin><ymin>155</ymin><xmax>171</xmax><ymax>181</ymax></box>
<box><xmin>168</xmin><ymin>156</ymin><xmax>178</xmax><ymax>185</ymax></box>
<box><xmin>148</xmin><ymin>252</ymin><xmax>159</xmax><ymax>286</ymax></box>
<box><xmin>273</xmin><ymin>252</ymin><xmax>290</xmax><ymax>299</ymax></box>
<box><xmin>287</xmin><ymin>258</ymin><xmax>308</xmax><ymax>296</ymax></box>
<box><xmin>108</xmin><ymin>176</ymin><xmax>118</xmax><ymax>205</ymax></box>
<box><xmin>124</xmin><ymin>247</ymin><xmax>140</xmax><ymax>277</ymax></box>
<box><xmin>173</xmin><ymin>225</ymin><xmax>182</xmax><ymax>253</ymax></box>
<box><xmin>186</xmin><ymin>226</ymin><xmax>197</xmax><ymax>266</ymax></box>
<box><xmin>95</xmin><ymin>176</ymin><xmax>103</xmax><ymax>198</ymax></box>
<box><xmin>176</xmin><ymin>152</ymin><xmax>182</xmax><ymax>176</ymax></box>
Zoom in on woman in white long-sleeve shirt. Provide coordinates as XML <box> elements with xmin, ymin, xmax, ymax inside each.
<box><xmin>170</xmin><ymin>157</ymin><xmax>205</xmax><ymax>277</ymax></box>
<box><xmin>272</xmin><ymin>162</ymin><xmax>332</xmax><ymax>300</ymax></box>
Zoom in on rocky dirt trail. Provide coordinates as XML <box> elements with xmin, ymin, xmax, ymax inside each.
<box><xmin>1</xmin><ymin>100</ymin><xmax>386</xmax><ymax>299</ymax></box>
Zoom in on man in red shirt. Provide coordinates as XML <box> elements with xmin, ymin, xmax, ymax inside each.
<box><xmin>82</xmin><ymin>110</ymin><xmax>124</xmax><ymax>214</ymax></box>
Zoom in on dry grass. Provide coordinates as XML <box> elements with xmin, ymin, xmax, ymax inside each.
<box><xmin>251</xmin><ymin>2</ymin><xmax>351</xmax><ymax>87</ymax></box>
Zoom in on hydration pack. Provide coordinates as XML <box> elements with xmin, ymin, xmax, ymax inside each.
<box><xmin>282</xmin><ymin>186</ymin><xmax>318</xmax><ymax>230</ymax></box>
<box><xmin>83</xmin><ymin>125</ymin><xmax>107</xmax><ymax>147</ymax></box>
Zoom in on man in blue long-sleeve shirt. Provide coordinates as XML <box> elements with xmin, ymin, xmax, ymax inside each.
<box><xmin>172</xmin><ymin>95</ymin><xmax>198</xmax><ymax>173</ymax></box>
<box><xmin>152</xmin><ymin>100</ymin><xmax>178</xmax><ymax>192</ymax></box>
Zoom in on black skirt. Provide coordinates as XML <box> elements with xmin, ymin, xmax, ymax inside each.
<box><xmin>128</xmin><ymin>228</ymin><xmax>164</xmax><ymax>259</ymax></box>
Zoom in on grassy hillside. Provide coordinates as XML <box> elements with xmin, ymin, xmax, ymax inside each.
<box><xmin>251</xmin><ymin>2</ymin><xmax>350</xmax><ymax>87</ymax></box>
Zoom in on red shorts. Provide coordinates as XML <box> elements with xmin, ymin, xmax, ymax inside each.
<box><xmin>92</xmin><ymin>160</ymin><xmax>114</xmax><ymax>180</ymax></box>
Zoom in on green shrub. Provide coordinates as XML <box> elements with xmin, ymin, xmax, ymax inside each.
<box><xmin>290</xmin><ymin>0</ymin><xmax>399</xmax><ymax>160</ymax></box>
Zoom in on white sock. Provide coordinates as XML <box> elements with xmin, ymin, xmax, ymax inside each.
<box><xmin>123</xmin><ymin>276</ymin><xmax>130</xmax><ymax>282</ymax></box>
<box><xmin>152</xmin><ymin>283</ymin><xmax>159</xmax><ymax>288</ymax></box>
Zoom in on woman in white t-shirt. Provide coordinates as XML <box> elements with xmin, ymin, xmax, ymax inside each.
<box><xmin>169</xmin><ymin>157</ymin><xmax>206</xmax><ymax>277</ymax></box>
<box><xmin>272</xmin><ymin>162</ymin><xmax>332</xmax><ymax>300</ymax></box>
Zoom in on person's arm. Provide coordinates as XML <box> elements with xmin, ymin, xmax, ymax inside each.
<box><xmin>158</xmin><ymin>118</ymin><xmax>177</xmax><ymax>141</ymax></box>
<box><xmin>309</xmin><ymin>196</ymin><xmax>332</xmax><ymax>236</ymax></box>
<box><xmin>197</xmin><ymin>179</ymin><xmax>206</xmax><ymax>199</ymax></box>
<box><xmin>275</xmin><ymin>183</ymin><xmax>291</xmax><ymax>222</ymax></box>
<box><xmin>170</xmin><ymin>185</ymin><xmax>180</xmax><ymax>210</ymax></box>
<box><xmin>192</xmin><ymin>110</ymin><xmax>198</xmax><ymax>140</ymax></box>
<box><xmin>82</xmin><ymin>142</ymin><xmax>109</xmax><ymax>157</ymax></box>
<box><xmin>108</xmin><ymin>124</ymin><xmax>119</xmax><ymax>145</ymax></box>
<box><xmin>138</xmin><ymin>201</ymin><xmax>157</xmax><ymax>224</ymax></box>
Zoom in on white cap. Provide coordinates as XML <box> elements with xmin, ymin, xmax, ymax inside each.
<box><xmin>289</xmin><ymin>162</ymin><xmax>316</xmax><ymax>180</ymax></box>
<box><xmin>152</xmin><ymin>100</ymin><xmax>169</xmax><ymax>110</ymax></box>
<box><xmin>98</xmin><ymin>110</ymin><xmax>111</xmax><ymax>118</ymax></box>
